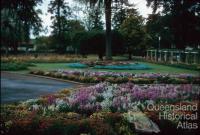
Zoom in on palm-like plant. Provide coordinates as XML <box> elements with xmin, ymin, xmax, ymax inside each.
<box><xmin>75</xmin><ymin>0</ymin><xmax>132</xmax><ymax>60</ymax></box>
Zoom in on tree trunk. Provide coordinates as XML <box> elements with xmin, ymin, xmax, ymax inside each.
<box><xmin>13</xmin><ymin>41</ymin><xmax>18</xmax><ymax>54</ymax></box>
<box><xmin>105</xmin><ymin>0</ymin><xmax>112</xmax><ymax>60</ymax></box>
<box><xmin>98</xmin><ymin>53</ymin><xmax>103</xmax><ymax>61</ymax></box>
<box><xmin>24</xmin><ymin>22</ymin><xmax>30</xmax><ymax>43</ymax></box>
<box><xmin>128</xmin><ymin>52</ymin><xmax>132</xmax><ymax>60</ymax></box>
<box><xmin>128</xmin><ymin>46</ymin><xmax>132</xmax><ymax>60</ymax></box>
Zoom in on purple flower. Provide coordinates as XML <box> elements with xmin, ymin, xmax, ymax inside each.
<box><xmin>47</xmin><ymin>95</ymin><xmax>56</xmax><ymax>105</ymax></box>
<box><xmin>64</xmin><ymin>82</ymin><xmax>199</xmax><ymax>112</ymax></box>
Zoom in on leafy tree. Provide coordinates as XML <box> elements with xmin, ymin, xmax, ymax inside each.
<box><xmin>74</xmin><ymin>30</ymin><xmax>124</xmax><ymax>60</ymax></box>
<box><xmin>82</xmin><ymin>3</ymin><xmax>103</xmax><ymax>31</ymax></box>
<box><xmin>65</xmin><ymin>20</ymin><xmax>85</xmax><ymax>32</ymax></box>
<box><xmin>146</xmin><ymin>13</ymin><xmax>173</xmax><ymax>49</ymax></box>
<box><xmin>89</xmin><ymin>7</ymin><xmax>104</xmax><ymax>30</ymax></box>
<box><xmin>112</xmin><ymin>2</ymin><xmax>137</xmax><ymax>30</ymax></box>
<box><xmin>48</xmin><ymin>0</ymin><xmax>71</xmax><ymax>53</ymax></box>
<box><xmin>80</xmin><ymin>31</ymin><xmax>105</xmax><ymax>59</ymax></box>
<box><xmin>34</xmin><ymin>36</ymin><xmax>50</xmax><ymax>51</ymax></box>
<box><xmin>75</xmin><ymin>0</ymin><xmax>133</xmax><ymax>60</ymax></box>
<box><xmin>119</xmin><ymin>15</ymin><xmax>145</xmax><ymax>59</ymax></box>
<box><xmin>146</xmin><ymin>0</ymin><xmax>200</xmax><ymax>49</ymax></box>
<box><xmin>1</xmin><ymin>0</ymin><xmax>43</xmax><ymax>53</ymax></box>
<box><xmin>65</xmin><ymin>19</ymin><xmax>85</xmax><ymax>53</ymax></box>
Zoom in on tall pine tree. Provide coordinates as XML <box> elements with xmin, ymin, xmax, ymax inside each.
<box><xmin>48</xmin><ymin>0</ymin><xmax>71</xmax><ymax>53</ymax></box>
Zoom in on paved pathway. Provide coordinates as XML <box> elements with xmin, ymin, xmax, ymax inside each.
<box><xmin>1</xmin><ymin>72</ymin><xmax>76</xmax><ymax>103</ymax></box>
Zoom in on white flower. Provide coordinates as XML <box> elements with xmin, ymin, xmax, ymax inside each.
<box><xmin>100</xmin><ymin>99</ymin><xmax>112</xmax><ymax>110</ymax></box>
<box><xmin>102</xmin><ymin>90</ymin><xmax>113</xmax><ymax>99</ymax></box>
<box><xmin>90</xmin><ymin>95</ymin><xmax>96</xmax><ymax>101</ymax></box>
<box><xmin>22</xmin><ymin>99</ymin><xmax>39</xmax><ymax>107</ymax></box>
<box><xmin>55</xmin><ymin>99</ymin><xmax>65</xmax><ymax>106</ymax></box>
<box><xmin>146</xmin><ymin>100</ymin><xmax>155</xmax><ymax>105</ymax></box>
<box><xmin>32</xmin><ymin>104</ymin><xmax>40</xmax><ymax>110</ymax></box>
<box><xmin>48</xmin><ymin>105</ymin><xmax>56</xmax><ymax>111</ymax></box>
<box><xmin>43</xmin><ymin>108</ymin><xmax>47</xmax><ymax>116</ymax></box>
<box><xmin>122</xmin><ymin>103</ymin><xmax>127</xmax><ymax>110</ymax></box>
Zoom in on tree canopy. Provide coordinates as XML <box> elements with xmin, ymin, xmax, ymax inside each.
<box><xmin>1</xmin><ymin>0</ymin><xmax>43</xmax><ymax>53</ymax></box>
<box><xmin>146</xmin><ymin>0</ymin><xmax>200</xmax><ymax>49</ymax></box>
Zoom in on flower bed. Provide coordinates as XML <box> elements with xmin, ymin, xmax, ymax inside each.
<box><xmin>30</xmin><ymin>70</ymin><xmax>200</xmax><ymax>84</ymax></box>
<box><xmin>61</xmin><ymin>83</ymin><xmax>199</xmax><ymax>113</ymax></box>
<box><xmin>1</xmin><ymin>83</ymin><xmax>199</xmax><ymax>135</ymax></box>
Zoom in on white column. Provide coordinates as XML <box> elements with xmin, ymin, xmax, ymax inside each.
<box><xmin>164</xmin><ymin>52</ymin><xmax>167</xmax><ymax>62</ymax></box>
<box><xmin>193</xmin><ymin>53</ymin><xmax>197</xmax><ymax>64</ymax></box>
<box><xmin>159</xmin><ymin>51</ymin><xmax>162</xmax><ymax>61</ymax></box>
<box><xmin>175</xmin><ymin>52</ymin><xmax>178</xmax><ymax>63</ymax></box>
<box><xmin>185</xmin><ymin>53</ymin><xmax>189</xmax><ymax>64</ymax></box>
<box><xmin>170</xmin><ymin>51</ymin><xmax>173</xmax><ymax>64</ymax></box>
<box><xmin>151</xmin><ymin>51</ymin><xmax>153</xmax><ymax>60</ymax></box>
<box><xmin>155</xmin><ymin>50</ymin><xmax>157</xmax><ymax>61</ymax></box>
<box><xmin>178</xmin><ymin>52</ymin><xmax>181</xmax><ymax>63</ymax></box>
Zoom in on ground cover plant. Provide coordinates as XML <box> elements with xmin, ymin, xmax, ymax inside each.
<box><xmin>1</xmin><ymin>82</ymin><xmax>199</xmax><ymax>135</ymax></box>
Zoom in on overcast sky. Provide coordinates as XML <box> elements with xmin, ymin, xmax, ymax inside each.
<box><xmin>35</xmin><ymin>0</ymin><xmax>153</xmax><ymax>37</ymax></box>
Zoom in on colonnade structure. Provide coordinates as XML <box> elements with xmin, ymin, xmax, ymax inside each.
<box><xmin>146</xmin><ymin>49</ymin><xmax>200</xmax><ymax>64</ymax></box>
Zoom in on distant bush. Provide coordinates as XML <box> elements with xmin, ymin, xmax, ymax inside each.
<box><xmin>75</xmin><ymin>30</ymin><xmax>125</xmax><ymax>59</ymax></box>
<box><xmin>1</xmin><ymin>61</ymin><xmax>34</xmax><ymax>71</ymax></box>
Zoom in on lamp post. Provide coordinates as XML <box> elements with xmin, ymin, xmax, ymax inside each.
<box><xmin>158</xmin><ymin>36</ymin><xmax>161</xmax><ymax>61</ymax></box>
<box><xmin>156</xmin><ymin>34</ymin><xmax>161</xmax><ymax>61</ymax></box>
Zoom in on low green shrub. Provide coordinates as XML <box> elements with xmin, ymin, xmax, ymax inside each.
<box><xmin>43</xmin><ymin>121</ymin><xmax>80</xmax><ymax>135</ymax></box>
<box><xmin>1</xmin><ymin>61</ymin><xmax>34</xmax><ymax>71</ymax></box>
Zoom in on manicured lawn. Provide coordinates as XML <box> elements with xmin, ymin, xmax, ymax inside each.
<box><xmin>23</xmin><ymin>62</ymin><xmax>199</xmax><ymax>74</ymax></box>
<box><xmin>92</xmin><ymin>61</ymin><xmax>199</xmax><ymax>74</ymax></box>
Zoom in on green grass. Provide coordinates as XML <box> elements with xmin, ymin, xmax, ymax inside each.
<box><xmin>21</xmin><ymin>62</ymin><xmax>199</xmax><ymax>74</ymax></box>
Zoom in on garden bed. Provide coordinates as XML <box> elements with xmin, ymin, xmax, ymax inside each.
<box><xmin>30</xmin><ymin>70</ymin><xmax>200</xmax><ymax>84</ymax></box>
<box><xmin>66</xmin><ymin>62</ymin><xmax>151</xmax><ymax>70</ymax></box>
<box><xmin>1</xmin><ymin>82</ymin><xmax>199</xmax><ymax>135</ymax></box>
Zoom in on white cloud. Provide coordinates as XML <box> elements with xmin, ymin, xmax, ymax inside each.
<box><xmin>36</xmin><ymin>0</ymin><xmax>52</xmax><ymax>36</ymax></box>
<box><xmin>131</xmin><ymin>0</ymin><xmax>152</xmax><ymax>18</ymax></box>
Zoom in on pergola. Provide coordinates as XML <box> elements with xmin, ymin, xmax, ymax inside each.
<box><xmin>146</xmin><ymin>49</ymin><xmax>200</xmax><ymax>64</ymax></box>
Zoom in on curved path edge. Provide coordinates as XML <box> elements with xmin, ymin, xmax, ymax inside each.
<box><xmin>1</xmin><ymin>71</ymin><xmax>90</xmax><ymax>86</ymax></box>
